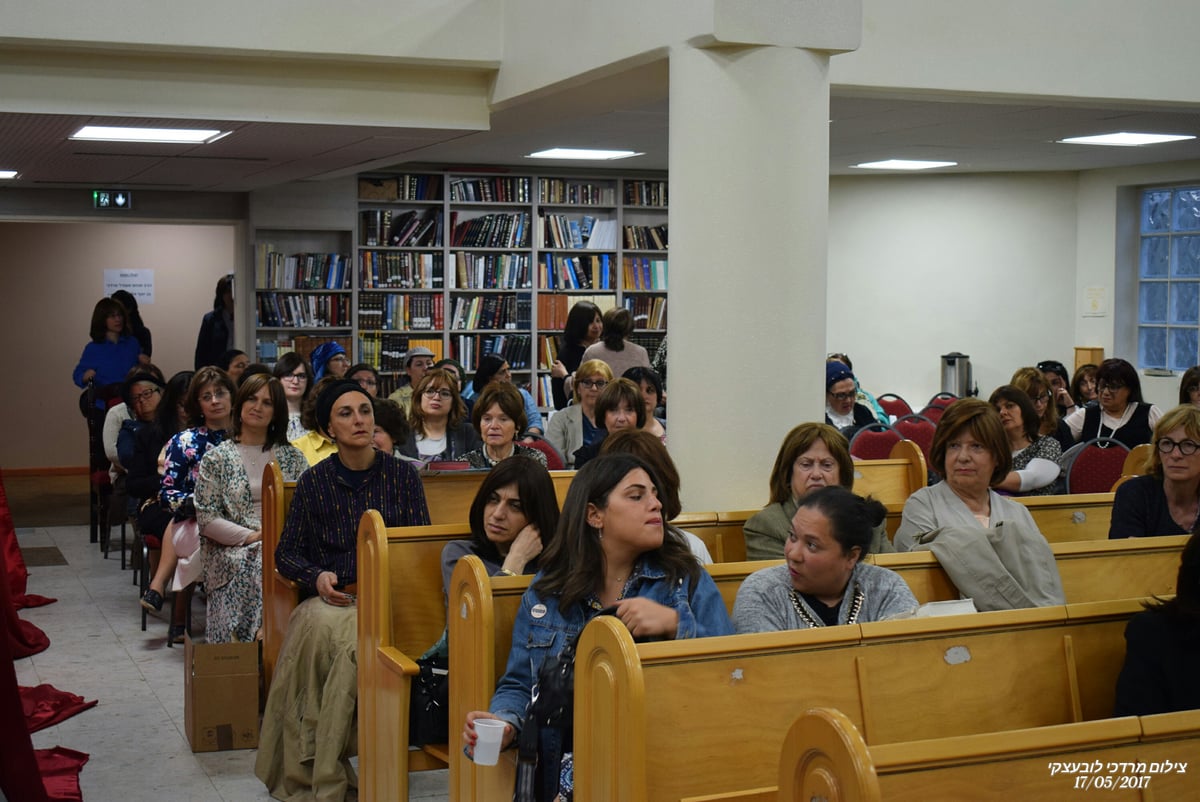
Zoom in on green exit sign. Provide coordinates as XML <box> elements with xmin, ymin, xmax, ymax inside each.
<box><xmin>93</xmin><ymin>189</ymin><xmax>133</xmax><ymax>210</ymax></box>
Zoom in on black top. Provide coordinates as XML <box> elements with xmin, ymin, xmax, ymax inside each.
<box><xmin>194</xmin><ymin>309</ymin><xmax>231</xmax><ymax>369</ymax></box>
<box><xmin>398</xmin><ymin>420</ymin><xmax>483</xmax><ymax>462</ymax></box>
<box><xmin>1081</xmin><ymin>403</ymin><xmax>1154</xmax><ymax>449</ymax></box>
<box><xmin>1109</xmin><ymin>475</ymin><xmax>1193</xmax><ymax>539</ymax></box>
<box><xmin>551</xmin><ymin>339</ymin><xmax>587</xmax><ymax>410</ymax></box>
<box><xmin>825</xmin><ymin>403</ymin><xmax>878</xmax><ymax>438</ymax></box>
<box><xmin>1114</xmin><ymin>608</ymin><xmax>1200</xmax><ymax>716</ymax></box>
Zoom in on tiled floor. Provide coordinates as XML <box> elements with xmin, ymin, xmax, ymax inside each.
<box><xmin>13</xmin><ymin>523</ymin><xmax>449</xmax><ymax>802</ymax></box>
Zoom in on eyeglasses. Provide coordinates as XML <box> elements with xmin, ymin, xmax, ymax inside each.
<box><xmin>423</xmin><ymin>388</ymin><xmax>453</xmax><ymax>400</ymax></box>
<box><xmin>1157</xmin><ymin>438</ymin><xmax>1200</xmax><ymax>455</ymax></box>
<box><xmin>578</xmin><ymin>379</ymin><xmax>608</xmax><ymax>391</ymax></box>
<box><xmin>131</xmin><ymin>388</ymin><xmax>160</xmax><ymax>403</ymax></box>
<box><xmin>282</xmin><ymin>372</ymin><xmax>308</xmax><ymax>383</ymax></box>
<box><xmin>1030</xmin><ymin>392</ymin><xmax>1050</xmax><ymax>404</ymax></box>
<box><xmin>1188</xmin><ymin>385</ymin><xmax>1200</xmax><ymax>396</ymax></box>
<box><xmin>1097</xmin><ymin>381</ymin><xmax>1126</xmax><ymax>393</ymax></box>
<box><xmin>328</xmin><ymin>354</ymin><xmax>350</xmax><ymax>364</ymax></box>
<box><xmin>200</xmin><ymin>389</ymin><xmax>230</xmax><ymax>404</ymax></box>
<box><xmin>828</xmin><ymin>391</ymin><xmax>856</xmax><ymax>402</ymax></box>
<box><xmin>356</xmin><ymin>377</ymin><xmax>378</xmax><ymax>388</ymax></box>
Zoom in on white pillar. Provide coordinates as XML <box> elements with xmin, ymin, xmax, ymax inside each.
<box><xmin>669</xmin><ymin>42</ymin><xmax>834</xmax><ymax>512</ymax></box>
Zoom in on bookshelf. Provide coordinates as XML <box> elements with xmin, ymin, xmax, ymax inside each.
<box><xmin>252</xmin><ymin>228</ymin><xmax>354</xmax><ymax>366</ymax></box>
<box><xmin>348</xmin><ymin>170</ymin><xmax>668</xmax><ymax>405</ymax></box>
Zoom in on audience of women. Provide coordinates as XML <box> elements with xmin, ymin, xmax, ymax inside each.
<box><xmin>290</xmin><ymin>376</ymin><xmax>341</xmax><ymax>465</ymax></box>
<box><xmin>123</xmin><ymin>371</ymin><xmax>192</xmax><ymax>538</ymax></box>
<box><xmin>893</xmin><ymin>399</ymin><xmax>1043</xmax><ymax>551</ymax></box>
<box><xmin>1071</xmin><ymin>363</ymin><xmax>1099</xmax><ymax>409</ymax></box>
<box><xmin>599</xmin><ymin>429</ymin><xmax>712</xmax><ymax>564</ymax></box>
<box><xmin>1179</xmin><ymin>365</ymin><xmax>1200</xmax><ymax>408</ymax></box>
<box><xmin>139</xmin><ymin>367</ymin><xmax>234</xmax><ymax>643</ymax></box>
<box><xmin>744</xmin><ymin>422</ymin><xmax>893</xmax><ymax>560</ymax></box>
<box><xmin>272</xmin><ymin>352</ymin><xmax>314</xmax><ymax>441</ymax></box>
<box><xmin>824</xmin><ymin>362</ymin><xmax>877</xmax><ymax>436</ymax></box>
<box><xmin>399</xmin><ymin>368</ymin><xmax>481</xmax><ymax>463</ymax></box>
<box><xmin>544</xmin><ymin>359</ymin><xmax>613</xmax><ymax>468</ymax></box>
<box><xmin>549</xmin><ymin>300</ymin><xmax>603</xmax><ymax>410</ymax></box>
<box><xmin>74</xmin><ymin>297</ymin><xmax>143</xmax><ymax>395</ymax></box>
<box><xmin>110</xmin><ymin>289</ymin><xmax>152</xmax><ymax>359</ymax></box>
<box><xmin>1110</xmin><ymin>404</ymin><xmax>1200</xmax><ymax>539</ymax></box>
<box><xmin>734</xmin><ymin>487</ymin><xmax>916</xmax><ymax>632</ymax></box>
<box><xmin>194</xmin><ymin>273</ymin><xmax>234</xmax><ymax>369</ymax></box>
<box><xmin>258</xmin><ymin>379</ymin><xmax>430</xmax><ymax>801</ymax></box>
<box><xmin>1061</xmin><ymin>358</ymin><xmax>1161</xmax><ymax>448</ymax></box>
<box><xmin>572</xmin><ymin>377</ymin><xmax>646</xmax><ymax>469</ymax></box>
<box><xmin>471</xmin><ymin>355</ymin><xmax>544</xmax><ymax>435</ymax></box>
<box><xmin>463</xmin><ymin>454</ymin><xmax>733</xmax><ymax>799</ymax></box>
<box><xmin>1114</xmin><ymin>531</ymin><xmax>1200</xmax><ymax>715</ymax></box>
<box><xmin>462</xmin><ymin>383</ymin><xmax>546</xmax><ymax>468</ymax></box>
<box><xmin>193</xmin><ymin>374</ymin><xmax>307</xmax><ymax>643</ymax></box>
<box><xmin>623</xmin><ymin>365</ymin><xmax>667</xmax><ymax>442</ymax></box>
<box><xmin>1010</xmin><ymin>366</ymin><xmax>1073</xmax><ymax>450</ymax></box>
<box><xmin>577</xmin><ymin>307</ymin><xmax>649</xmax><ymax>387</ymax></box>
<box><xmin>989</xmin><ymin>385</ymin><xmax>1062</xmax><ymax>496</ymax></box>
<box><xmin>309</xmin><ymin>341</ymin><xmax>350</xmax><ymax>381</ymax></box>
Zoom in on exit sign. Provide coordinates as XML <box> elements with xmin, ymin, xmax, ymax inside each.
<box><xmin>93</xmin><ymin>189</ymin><xmax>133</xmax><ymax>210</ymax></box>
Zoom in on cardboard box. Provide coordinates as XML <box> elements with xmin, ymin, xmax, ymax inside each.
<box><xmin>184</xmin><ymin>634</ymin><xmax>260</xmax><ymax>752</ymax></box>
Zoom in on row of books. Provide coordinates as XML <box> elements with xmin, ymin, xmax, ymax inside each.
<box><xmin>451</xmin><ymin>334</ymin><xmax>532</xmax><ymax>371</ymax></box>
<box><xmin>358</xmin><ymin>292</ymin><xmax>444</xmax><ymax>331</ymax></box>
<box><xmin>540</xmin><ymin>253</ymin><xmax>613</xmax><ymax>290</ymax></box>
<box><xmin>256</xmin><ymin>334</ymin><xmax>351</xmax><ymax>365</ymax></box>
<box><xmin>624</xmin><ymin>223</ymin><xmax>668</xmax><ymax>250</ymax></box>
<box><xmin>450</xmin><ymin>212</ymin><xmax>532</xmax><ymax>249</ymax></box>
<box><xmin>622</xmin><ymin>256</ymin><xmax>668</xmax><ymax>290</ymax></box>
<box><xmin>534</xmin><ymin>374</ymin><xmax>555</xmax><ymax>407</ymax></box>
<box><xmin>535</xmin><ymin>215</ymin><xmax>621</xmax><ymax>250</ymax></box>
<box><xmin>256</xmin><ymin>292</ymin><xmax>351</xmax><ymax>328</ymax></box>
<box><xmin>536</xmin><ymin>293</ymin><xmax>616</xmax><ymax>332</ymax></box>
<box><xmin>359</xmin><ymin>251</ymin><xmax>443</xmax><ymax>289</ymax></box>
<box><xmin>623</xmin><ymin>295</ymin><xmax>668</xmax><ymax>330</ymax></box>
<box><xmin>357</xmin><ymin>334</ymin><xmax>444</xmax><ymax>373</ymax></box>
<box><xmin>538</xmin><ymin>179</ymin><xmax>616</xmax><ymax>206</ymax></box>
<box><xmin>361</xmin><ymin>208</ymin><xmax>443</xmax><ymax>248</ymax></box>
<box><xmin>357</xmin><ymin>174</ymin><xmax>442</xmax><ymax>202</ymax></box>
<box><xmin>625</xmin><ymin>180</ymin><xmax>668</xmax><ymax>207</ymax></box>
<box><xmin>255</xmin><ymin>246</ymin><xmax>351</xmax><ymax>290</ymax></box>
<box><xmin>449</xmin><ymin>293</ymin><xmax>532</xmax><ymax>331</ymax></box>
<box><xmin>449</xmin><ymin>176</ymin><xmax>532</xmax><ymax>204</ymax></box>
<box><xmin>450</xmin><ymin>251</ymin><xmax>533</xmax><ymax>289</ymax></box>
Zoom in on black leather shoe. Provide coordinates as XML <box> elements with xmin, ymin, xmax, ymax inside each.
<box><xmin>140</xmin><ymin>589</ymin><xmax>163</xmax><ymax>612</ymax></box>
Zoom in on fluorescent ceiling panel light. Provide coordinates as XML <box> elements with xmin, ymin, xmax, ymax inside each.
<box><xmin>853</xmin><ymin>159</ymin><xmax>957</xmax><ymax>170</ymax></box>
<box><xmin>526</xmin><ymin>148</ymin><xmax>642</xmax><ymax>160</ymax></box>
<box><xmin>0</xmin><ymin>170</ymin><xmax>18</xmax><ymax>179</ymax></box>
<box><xmin>1057</xmin><ymin>132</ymin><xmax>1195</xmax><ymax>147</ymax></box>
<box><xmin>70</xmin><ymin>125</ymin><xmax>227</xmax><ymax>144</ymax></box>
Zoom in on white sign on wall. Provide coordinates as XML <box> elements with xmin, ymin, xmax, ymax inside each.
<box><xmin>103</xmin><ymin>269</ymin><xmax>154</xmax><ymax>304</ymax></box>
<box><xmin>1082</xmin><ymin>286</ymin><xmax>1108</xmax><ymax>317</ymax></box>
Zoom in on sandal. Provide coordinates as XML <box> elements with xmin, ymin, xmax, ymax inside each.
<box><xmin>167</xmin><ymin>624</ymin><xmax>187</xmax><ymax>647</ymax></box>
<box><xmin>140</xmin><ymin>589</ymin><xmax>164</xmax><ymax>612</ymax></box>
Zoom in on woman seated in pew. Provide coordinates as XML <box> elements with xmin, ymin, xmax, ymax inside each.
<box><xmin>1179</xmin><ymin>365</ymin><xmax>1200</xmax><ymax>409</ymax></box>
<box><xmin>1011</xmin><ymin>366</ymin><xmax>1074</xmax><ymax>451</ymax></box>
<box><xmin>1110</xmin><ymin>404</ymin><xmax>1200</xmax><ymax>539</ymax></box>
<box><xmin>545</xmin><ymin>359</ymin><xmax>614</xmax><ymax>467</ymax></box>
<box><xmin>194</xmin><ymin>373</ymin><xmax>308</xmax><ymax>643</ymax></box>
<box><xmin>369</xmin><ymin>397</ymin><xmax>423</xmax><ymax>466</ymax></box>
<box><xmin>272</xmin><ymin>351</ymin><xmax>314</xmax><ymax>441</ymax></box>
<box><xmin>622</xmin><ymin>365</ymin><xmax>667</xmax><ymax>443</ymax></box>
<box><xmin>462</xmin><ymin>454</ymin><xmax>734</xmax><ymax>798</ymax></box>
<box><xmin>744</xmin><ymin>422</ymin><xmax>893</xmax><ymax>561</ymax></box>
<box><xmin>989</xmin><ymin>385</ymin><xmax>1062</xmax><ymax>496</ymax></box>
<box><xmin>1060</xmin><ymin>358</ymin><xmax>1162</xmax><ymax>449</ymax></box>
<box><xmin>462</xmin><ymin>383</ymin><xmax>547</xmax><ymax>469</ymax></box>
<box><xmin>256</xmin><ymin>379</ymin><xmax>431</xmax><ymax>802</ymax></box>
<box><xmin>571</xmin><ymin>377</ymin><xmax>646</xmax><ymax>469</ymax></box>
<box><xmin>290</xmin><ymin>375</ymin><xmax>341</xmax><ymax>465</ymax></box>
<box><xmin>1115</xmin><ymin>530</ymin><xmax>1200</xmax><ymax>715</ymax></box>
<box><xmin>733</xmin><ymin>487</ymin><xmax>916</xmax><ymax>632</ymax></box>
<box><xmin>398</xmin><ymin>368</ymin><xmax>481</xmax><ymax>464</ymax></box>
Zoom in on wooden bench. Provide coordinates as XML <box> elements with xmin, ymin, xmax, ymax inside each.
<box><xmin>778</xmin><ymin>706</ymin><xmax>1200</xmax><ymax>801</ymax></box>
<box><xmin>1016</xmin><ymin>492</ymin><xmax>1115</xmax><ymax>543</ymax></box>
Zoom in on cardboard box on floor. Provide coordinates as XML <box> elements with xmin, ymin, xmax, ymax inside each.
<box><xmin>184</xmin><ymin>634</ymin><xmax>259</xmax><ymax>752</ymax></box>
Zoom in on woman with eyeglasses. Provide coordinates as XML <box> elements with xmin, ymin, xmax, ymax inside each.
<box><xmin>824</xmin><ymin>362</ymin><xmax>877</xmax><ymax>437</ymax></box>
<box><xmin>1110</xmin><ymin>405</ymin><xmax>1200</xmax><ymax>539</ymax></box>
<box><xmin>1010</xmin><ymin>367</ymin><xmax>1074</xmax><ymax>451</ymax></box>
<box><xmin>545</xmin><ymin>359</ymin><xmax>614</xmax><ymax>467</ymax></box>
<box><xmin>744</xmin><ymin>422</ymin><xmax>894</xmax><ymax>561</ymax></box>
<box><xmin>1061</xmin><ymin>358</ymin><xmax>1161</xmax><ymax>449</ymax></box>
<box><xmin>272</xmin><ymin>352</ymin><xmax>314</xmax><ymax>441</ymax></box>
<box><xmin>139</xmin><ymin>366</ymin><xmax>234</xmax><ymax>643</ymax></box>
<box><xmin>398</xmin><ymin>368</ymin><xmax>481</xmax><ymax>463</ymax></box>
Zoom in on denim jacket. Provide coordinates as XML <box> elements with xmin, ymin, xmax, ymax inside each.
<box><xmin>489</xmin><ymin>558</ymin><xmax>734</xmax><ymax>731</ymax></box>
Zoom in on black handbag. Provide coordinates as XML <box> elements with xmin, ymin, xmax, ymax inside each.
<box><xmin>408</xmin><ymin>653</ymin><xmax>449</xmax><ymax>746</ymax></box>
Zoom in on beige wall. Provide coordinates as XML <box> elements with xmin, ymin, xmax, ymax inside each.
<box><xmin>0</xmin><ymin>221</ymin><xmax>237</xmax><ymax>470</ymax></box>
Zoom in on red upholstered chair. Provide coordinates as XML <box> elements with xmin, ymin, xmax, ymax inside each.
<box><xmin>918</xmin><ymin>404</ymin><xmax>946</xmax><ymax>423</ymax></box>
<box><xmin>848</xmin><ymin>424</ymin><xmax>902</xmax><ymax>461</ymax></box>
<box><xmin>521</xmin><ymin>434</ymin><xmax>566</xmax><ymax>470</ymax></box>
<box><xmin>876</xmin><ymin>393</ymin><xmax>913</xmax><ymax>420</ymax></box>
<box><xmin>1065</xmin><ymin>437</ymin><xmax>1130</xmax><ymax>494</ymax></box>
<box><xmin>893</xmin><ymin>414</ymin><xmax>938</xmax><ymax>480</ymax></box>
<box><xmin>926</xmin><ymin>392</ymin><xmax>959</xmax><ymax>406</ymax></box>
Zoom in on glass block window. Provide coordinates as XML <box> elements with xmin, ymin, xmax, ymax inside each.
<box><xmin>1139</xmin><ymin>187</ymin><xmax>1200</xmax><ymax>370</ymax></box>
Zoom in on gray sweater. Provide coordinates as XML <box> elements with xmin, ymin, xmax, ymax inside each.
<box><xmin>732</xmin><ymin>562</ymin><xmax>917</xmax><ymax>633</ymax></box>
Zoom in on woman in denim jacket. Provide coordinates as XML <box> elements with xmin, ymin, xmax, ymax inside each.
<box><xmin>463</xmin><ymin>453</ymin><xmax>733</xmax><ymax>798</ymax></box>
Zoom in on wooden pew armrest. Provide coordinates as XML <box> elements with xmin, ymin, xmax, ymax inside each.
<box><xmin>271</xmin><ymin>570</ymin><xmax>300</xmax><ymax>593</ymax></box>
<box><xmin>378</xmin><ymin>645</ymin><xmax>420</xmax><ymax>678</ymax></box>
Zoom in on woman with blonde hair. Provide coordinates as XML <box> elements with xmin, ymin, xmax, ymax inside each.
<box><xmin>1011</xmin><ymin>366</ymin><xmax>1073</xmax><ymax>450</ymax></box>
<box><xmin>545</xmin><ymin>358</ymin><xmax>614</xmax><ymax>467</ymax></box>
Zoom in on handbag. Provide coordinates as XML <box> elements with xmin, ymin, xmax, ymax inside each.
<box><xmin>409</xmin><ymin>653</ymin><xmax>450</xmax><ymax>746</ymax></box>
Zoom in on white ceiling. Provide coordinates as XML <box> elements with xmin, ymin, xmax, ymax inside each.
<box><xmin>3</xmin><ymin>82</ymin><xmax>1200</xmax><ymax>192</ymax></box>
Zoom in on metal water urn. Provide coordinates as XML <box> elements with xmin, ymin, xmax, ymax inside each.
<box><xmin>941</xmin><ymin>352</ymin><xmax>973</xmax><ymax>397</ymax></box>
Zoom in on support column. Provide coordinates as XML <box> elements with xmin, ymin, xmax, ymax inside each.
<box><xmin>669</xmin><ymin>42</ymin><xmax>834</xmax><ymax>512</ymax></box>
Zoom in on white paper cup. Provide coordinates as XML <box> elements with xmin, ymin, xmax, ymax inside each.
<box><xmin>472</xmin><ymin>718</ymin><xmax>507</xmax><ymax>766</ymax></box>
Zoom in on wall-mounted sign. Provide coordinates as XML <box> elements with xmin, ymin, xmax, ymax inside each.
<box><xmin>104</xmin><ymin>269</ymin><xmax>154</xmax><ymax>304</ymax></box>
<box><xmin>93</xmin><ymin>189</ymin><xmax>133</xmax><ymax>209</ymax></box>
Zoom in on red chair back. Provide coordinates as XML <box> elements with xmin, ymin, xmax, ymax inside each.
<box><xmin>918</xmin><ymin>404</ymin><xmax>946</xmax><ymax>423</ymax></box>
<box><xmin>522</xmin><ymin>436</ymin><xmax>566</xmax><ymax>470</ymax></box>
<box><xmin>893</xmin><ymin>415</ymin><xmax>938</xmax><ymax>475</ymax></box>
<box><xmin>1065</xmin><ymin>437</ymin><xmax>1130</xmax><ymax>494</ymax></box>
<box><xmin>848</xmin><ymin>424</ymin><xmax>902</xmax><ymax>461</ymax></box>
<box><xmin>876</xmin><ymin>394</ymin><xmax>913</xmax><ymax>419</ymax></box>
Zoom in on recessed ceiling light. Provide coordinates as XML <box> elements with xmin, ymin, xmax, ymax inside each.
<box><xmin>526</xmin><ymin>148</ymin><xmax>642</xmax><ymax>161</ymax></box>
<box><xmin>0</xmin><ymin>170</ymin><xmax>18</xmax><ymax>179</ymax></box>
<box><xmin>70</xmin><ymin>125</ymin><xmax>229</xmax><ymax>144</ymax></box>
<box><xmin>1057</xmin><ymin>132</ymin><xmax>1196</xmax><ymax>147</ymax></box>
<box><xmin>852</xmin><ymin>159</ymin><xmax>957</xmax><ymax>171</ymax></box>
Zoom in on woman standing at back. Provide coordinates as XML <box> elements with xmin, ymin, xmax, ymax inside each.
<box><xmin>576</xmin><ymin>307</ymin><xmax>650</xmax><ymax>387</ymax></box>
<box><xmin>549</xmin><ymin>300</ymin><xmax>603</xmax><ymax>410</ymax></box>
